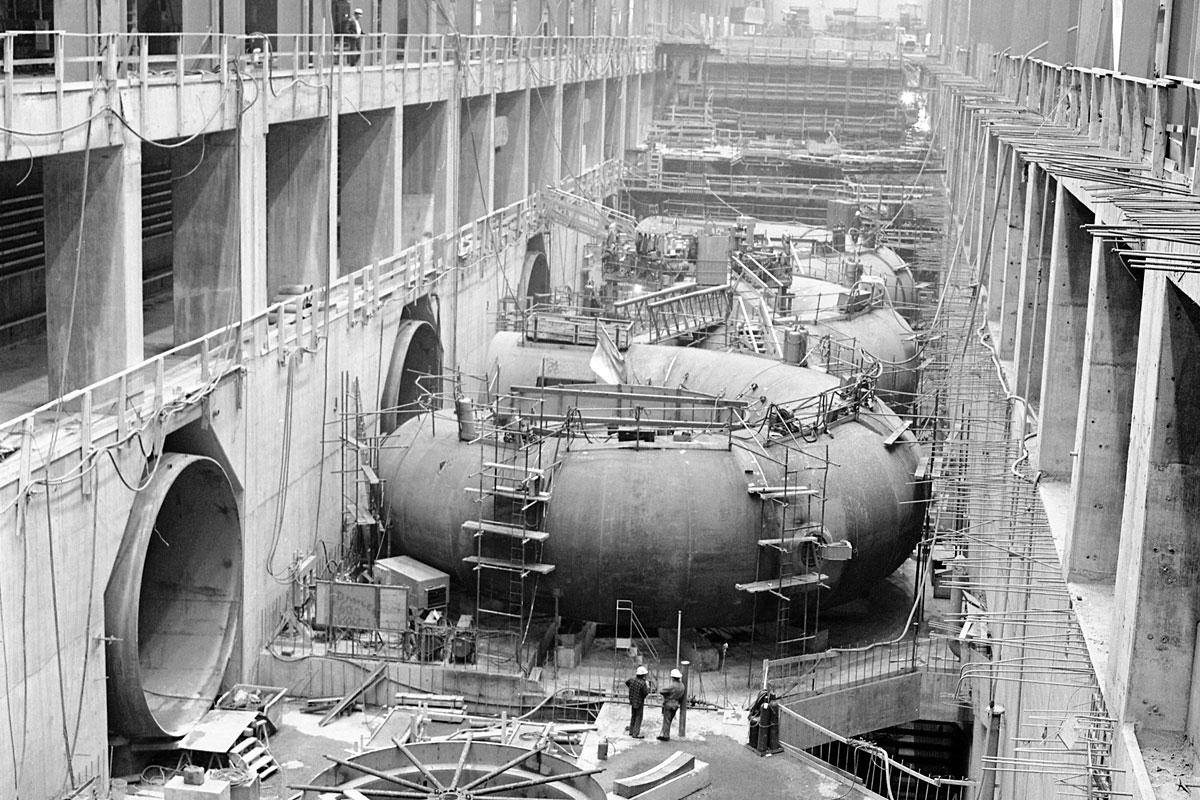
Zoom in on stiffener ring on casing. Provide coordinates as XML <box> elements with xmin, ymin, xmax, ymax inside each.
<box><xmin>104</xmin><ymin>453</ymin><xmax>242</xmax><ymax>739</ymax></box>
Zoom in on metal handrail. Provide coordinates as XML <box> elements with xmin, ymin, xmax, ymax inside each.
<box><xmin>0</xmin><ymin>160</ymin><xmax>625</xmax><ymax>483</ymax></box>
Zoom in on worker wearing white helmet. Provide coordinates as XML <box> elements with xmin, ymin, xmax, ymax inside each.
<box><xmin>624</xmin><ymin>664</ymin><xmax>652</xmax><ymax>738</ymax></box>
<box><xmin>657</xmin><ymin>668</ymin><xmax>686</xmax><ymax>741</ymax></box>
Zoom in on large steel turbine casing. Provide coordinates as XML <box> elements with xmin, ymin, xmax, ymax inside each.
<box><xmin>378</xmin><ymin>336</ymin><xmax>927</xmax><ymax>628</ymax></box>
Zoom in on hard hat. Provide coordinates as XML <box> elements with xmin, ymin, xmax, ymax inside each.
<box><xmin>636</xmin><ymin>665</ymin><xmax>648</xmax><ymax>676</ymax></box>
<box><xmin>354</xmin><ymin>7</ymin><xmax>364</xmax><ymax>13</ymax></box>
<box><xmin>670</xmin><ymin>668</ymin><xmax>683</xmax><ymax>679</ymax></box>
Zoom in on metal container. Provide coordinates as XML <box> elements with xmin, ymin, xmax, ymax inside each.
<box><xmin>784</xmin><ymin>328</ymin><xmax>808</xmax><ymax>364</ymax></box>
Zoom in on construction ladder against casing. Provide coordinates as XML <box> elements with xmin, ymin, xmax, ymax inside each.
<box><xmin>739</xmin><ymin>441</ymin><xmax>831</xmax><ymax>659</ymax></box>
<box><xmin>463</xmin><ymin>397</ymin><xmax>562</xmax><ymax>645</ymax></box>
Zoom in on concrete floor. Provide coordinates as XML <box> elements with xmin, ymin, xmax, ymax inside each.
<box><xmin>541</xmin><ymin>556</ymin><xmax>931</xmax><ymax>712</ymax></box>
<box><xmin>250</xmin><ymin>558</ymin><xmax>935</xmax><ymax>797</ymax></box>
<box><xmin>579</xmin><ymin>702</ymin><xmax>880</xmax><ymax>799</ymax></box>
<box><xmin>0</xmin><ymin>293</ymin><xmax>174</xmax><ymax>420</ymax></box>
<box><xmin>258</xmin><ymin>699</ymin><xmax>881</xmax><ymax>800</ymax></box>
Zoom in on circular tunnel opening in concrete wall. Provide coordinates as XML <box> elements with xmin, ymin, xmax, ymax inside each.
<box><xmin>523</xmin><ymin>249</ymin><xmax>551</xmax><ymax>304</ymax></box>
<box><xmin>379</xmin><ymin>318</ymin><xmax>442</xmax><ymax>436</ymax></box>
<box><xmin>105</xmin><ymin>454</ymin><xmax>241</xmax><ymax>740</ymax></box>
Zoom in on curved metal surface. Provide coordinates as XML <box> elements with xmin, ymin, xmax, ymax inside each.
<box><xmin>105</xmin><ymin>454</ymin><xmax>242</xmax><ymax>739</ymax></box>
<box><xmin>300</xmin><ymin>741</ymin><xmax>606</xmax><ymax>799</ymax></box>
<box><xmin>486</xmin><ymin>331</ymin><xmax>843</xmax><ymax>402</ymax></box>
<box><xmin>853</xmin><ymin>246</ymin><xmax>918</xmax><ymax>319</ymax></box>
<box><xmin>380</xmin><ymin>318</ymin><xmax>443</xmax><ymax>435</ymax></box>
<box><xmin>380</xmin><ymin>337</ymin><xmax>926</xmax><ymax>626</ymax></box>
<box><xmin>722</xmin><ymin>275</ymin><xmax>919</xmax><ymax>408</ymax></box>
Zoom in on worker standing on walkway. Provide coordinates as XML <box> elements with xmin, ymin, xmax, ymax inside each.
<box><xmin>657</xmin><ymin>668</ymin><xmax>686</xmax><ymax>741</ymax></box>
<box><xmin>346</xmin><ymin>8</ymin><xmax>365</xmax><ymax>65</ymax></box>
<box><xmin>624</xmin><ymin>665</ymin><xmax>652</xmax><ymax>738</ymax></box>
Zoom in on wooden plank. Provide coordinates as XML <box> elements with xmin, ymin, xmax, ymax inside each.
<box><xmin>462</xmin><ymin>520</ymin><xmax>550</xmax><ymax>542</ymax></box>
<box><xmin>319</xmin><ymin>663</ymin><xmax>388</xmax><ymax>727</ymax></box>
<box><xmin>883</xmin><ymin>420</ymin><xmax>913</xmax><ymax>447</ymax></box>
<box><xmin>465</xmin><ymin>485</ymin><xmax>553</xmax><ymax>502</ymax></box>
<box><xmin>463</xmin><ymin>556</ymin><xmax>555</xmax><ymax>575</ymax></box>
<box><xmin>735</xmin><ymin>573</ymin><xmax>827</xmax><ymax>593</ymax></box>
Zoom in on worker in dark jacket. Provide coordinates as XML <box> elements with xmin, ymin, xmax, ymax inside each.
<box><xmin>657</xmin><ymin>668</ymin><xmax>686</xmax><ymax>741</ymax></box>
<box><xmin>624</xmin><ymin>665</ymin><xmax>652</xmax><ymax>738</ymax></box>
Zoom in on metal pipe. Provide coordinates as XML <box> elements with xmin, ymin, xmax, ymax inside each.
<box><xmin>679</xmin><ymin>660</ymin><xmax>690</xmax><ymax>737</ymax></box>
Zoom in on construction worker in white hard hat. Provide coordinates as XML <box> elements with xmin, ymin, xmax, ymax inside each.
<box><xmin>346</xmin><ymin>7</ymin><xmax>365</xmax><ymax>65</ymax></box>
<box><xmin>624</xmin><ymin>664</ymin><xmax>652</xmax><ymax>738</ymax></box>
<box><xmin>657</xmin><ymin>668</ymin><xmax>686</xmax><ymax>741</ymax></box>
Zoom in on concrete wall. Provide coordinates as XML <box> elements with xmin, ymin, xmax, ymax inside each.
<box><xmin>0</xmin><ymin>31</ymin><xmax>650</xmax><ymax>800</ymax></box>
<box><xmin>781</xmin><ymin>670</ymin><xmax>967</xmax><ymax>752</ymax></box>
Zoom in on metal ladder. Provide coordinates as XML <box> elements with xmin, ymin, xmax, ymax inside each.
<box><xmin>463</xmin><ymin>402</ymin><xmax>559</xmax><ymax>640</ymax></box>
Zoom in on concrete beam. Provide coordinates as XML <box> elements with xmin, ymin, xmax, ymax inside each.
<box><xmin>42</xmin><ymin>142</ymin><xmax>143</xmax><ymax>395</ymax></box>
<box><xmin>1013</xmin><ymin>164</ymin><xmax>1054</xmax><ymax>400</ymax></box>
<box><xmin>1110</xmin><ymin>275</ymin><xmax>1200</xmax><ymax>733</ymax></box>
<box><xmin>1036</xmin><ymin>186</ymin><xmax>1092</xmax><ymax>478</ymax></box>
<box><xmin>1065</xmin><ymin>237</ymin><xmax>1141</xmax><ymax>581</ymax></box>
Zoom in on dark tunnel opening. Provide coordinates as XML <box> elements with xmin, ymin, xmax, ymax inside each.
<box><xmin>105</xmin><ymin>454</ymin><xmax>242</xmax><ymax>740</ymax></box>
<box><xmin>379</xmin><ymin>318</ymin><xmax>443</xmax><ymax>436</ymax></box>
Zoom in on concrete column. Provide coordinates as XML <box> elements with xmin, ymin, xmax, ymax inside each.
<box><xmin>338</xmin><ymin>109</ymin><xmax>399</xmax><ymax>275</ymax></box>
<box><xmin>997</xmin><ymin>149</ymin><xmax>1026</xmax><ymax>358</ymax></box>
<box><xmin>1012</xmin><ymin>165</ymin><xmax>1054</xmax><ymax>400</ymax></box>
<box><xmin>239</xmin><ymin>71</ymin><xmax>269</xmax><ymax>316</ymax></box>
<box><xmin>1075</xmin><ymin>0</ymin><xmax>1114</xmax><ymax>68</ymax></box>
<box><xmin>973</xmin><ymin>126</ymin><xmax>994</xmax><ymax>283</ymax></box>
<box><xmin>1065</xmin><ymin>236</ymin><xmax>1141</xmax><ymax>580</ymax></box>
<box><xmin>604</xmin><ymin>78</ymin><xmax>623</xmax><ymax>161</ymax></box>
<box><xmin>640</xmin><ymin>73</ymin><xmax>656</xmax><ymax>145</ymax></box>
<box><xmin>401</xmin><ymin>101</ymin><xmax>451</xmax><ymax>246</ymax></box>
<box><xmin>459</xmin><ymin>94</ymin><xmax>495</xmax><ymax>226</ymax></box>
<box><xmin>494</xmin><ymin>90</ymin><xmax>530</xmax><ymax>210</ymax></box>
<box><xmin>1114</xmin><ymin>0</ymin><xmax>1157</xmax><ymax>77</ymax></box>
<box><xmin>172</xmin><ymin>132</ymin><xmax>241</xmax><ymax>344</ymax></box>
<box><xmin>266</xmin><ymin>118</ymin><xmax>331</xmax><ymax>297</ymax></box>
<box><xmin>1036</xmin><ymin>187</ymin><xmax>1092</xmax><ymax>478</ymax></box>
<box><xmin>625</xmin><ymin>74</ymin><xmax>642</xmax><ymax>151</ymax></box>
<box><xmin>982</xmin><ymin>137</ymin><xmax>1005</xmax><ymax>323</ymax></box>
<box><xmin>1110</xmin><ymin>276</ymin><xmax>1200</xmax><ymax>734</ymax></box>
<box><xmin>584</xmin><ymin>81</ymin><xmax>604</xmax><ymax>169</ymax></box>
<box><xmin>42</xmin><ymin>142</ymin><xmax>143</xmax><ymax>396</ymax></box>
<box><xmin>561</xmin><ymin>82</ymin><xmax>584</xmax><ymax>182</ymax></box>
<box><xmin>529</xmin><ymin>87</ymin><xmax>561</xmax><ymax>192</ymax></box>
